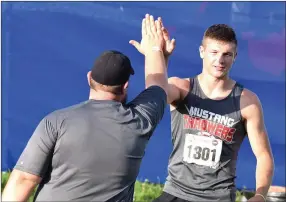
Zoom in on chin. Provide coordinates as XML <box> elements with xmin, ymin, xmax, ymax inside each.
<box><xmin>206</xmin><ymin>68</ymin><xmax>227</xmax><ymax>79</ymax></box>
<box><xmin>212</xmin><ymin>71</ymin><xmax>227</xmax><ymax>79</ymax></box>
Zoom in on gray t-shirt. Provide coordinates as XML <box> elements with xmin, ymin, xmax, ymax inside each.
<box><xmin>14</xmin><ymin>85</ymin><xmax>167</xmax><ymax>202</ymax></box>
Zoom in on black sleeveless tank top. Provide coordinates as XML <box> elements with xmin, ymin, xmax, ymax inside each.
<box><xmin>163</xmin><ymin>76</ymin><xmax>247</xmax><ymax>201</ymax></box>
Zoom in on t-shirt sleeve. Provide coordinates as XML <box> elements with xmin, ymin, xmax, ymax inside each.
<box><xmin>128</xmin><ymin>85</ymin><xmax>167</xmax><ymax>129</ymax></box>
<box><xmin>14</xmin><ymin>113</ymin><xmax>58</xmax><ymax>177</ymax></box>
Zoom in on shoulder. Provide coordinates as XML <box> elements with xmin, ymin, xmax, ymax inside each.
<box><xmin>41</xmin><ymin>101</ymin><xmax>87</xmax><ymax>126</ymax></box>
<box><xmin>146</xmin><ymin>85</ymin><xmax>167</xmax><ymax>96</ymax></box>
<box><xmin>169</xmin><ymin>76</ymin><xmax>192</xmax><ymax>97</ymax></box>
<box><xmin>169</xmin><ymin>77</ymin><xmax>191</xmax><ymax>95</ymax></box>
<box><xmin>133</xmin><ymin>85</ymin><xmax>167</xmax><ymax>101</ymax></box>
<box><xmin>240</xmin><ymin>88</ymin><xmax>263</xmax><ymax>119</ymax></box>
<box><xmin>168</xmin><ymin>77</ymin><xmax>190</xmax><ymax>88</ymax></box>
<box><xmin>241</xmin><ymin>88</ymin><xmax>261</xmax><ymax>105</ymax></box>
<box><xmin>54</xmin><ymin>101</ymin><xmax>89</xmax><ymax>115</ymax></box>
<box><xmin>127</xmin><ymin>85</ymin><xmax>167</xmax><ymax>110</ymax></box>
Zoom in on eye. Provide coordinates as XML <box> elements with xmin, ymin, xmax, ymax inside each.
<box><xmin>224</xmin><ymin>53</ymin><xmax>233</xmax><ymax>57</ymax></box>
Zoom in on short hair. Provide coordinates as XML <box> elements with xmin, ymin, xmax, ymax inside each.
<box><xmin>90</xmin><ymin>78</ymin><xmax>124</xmax><ymax>95</ymax></box>
<box><xmin>202</xmin><ymin>24</ymin><xmax>237</xmax><ymax>46</ymax></box>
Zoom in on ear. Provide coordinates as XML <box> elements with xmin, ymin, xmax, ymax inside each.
<box><xmin>123</xmin><ymin>81</ymin><xmax>129</xmax><ymax>90</ymax></box>
<box><xmin>87</xmin><ymin>71</ymin><xmax>92</xmax><ymax>86</ymax></box>
<box><xmin>199</xmin><ymin>45</ymin><xmax>204</xmax><ymax>59</ymax></box>
<box><xmin>233</xmin><ymin>52</ymin><xmax>238</xmax><ymax>62</ymax></box>
<box><xmin>119</xmin><ymin>81</ymin><xmax>129</xmax><ymax>95</ymax></box>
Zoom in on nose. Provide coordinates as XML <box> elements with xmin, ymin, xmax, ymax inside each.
<box><xmin>217</xmin><ymin>54</ymin><xmax>225</xmax><ymax>64</ymax></box>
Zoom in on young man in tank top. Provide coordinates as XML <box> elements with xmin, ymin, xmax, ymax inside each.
<box><xmin>130</xmin><ymin>19</ymin><xmax>274</xmax><ymax>202</ymax></box>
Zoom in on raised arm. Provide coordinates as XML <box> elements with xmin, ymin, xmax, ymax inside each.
<box><xmin>142</xmin><ymin>14</ymin><xmax>168</xmax><ymax>93</ymax></box>
<box><xmin>130</xmin><ymin>15</ymin><xmax>177</xmax><ymax>94</ymax></box>
<box><xmin>130</xmin><ymin>16</ymin><xmax>187</xmax><ymax>107</ymax></box>
<box><xmin>241</xmin><ymin>89</ymin><xmax>274</xmax><ymax>202</ymax></box>
<box><xmin>127</xmin><ymin>14</ymin><xmax>169</xmax><ymax>130</ymax></box>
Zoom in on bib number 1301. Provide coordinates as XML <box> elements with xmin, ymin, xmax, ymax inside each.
<box><xmin>187</xmin><ymin>145</ymin><xmax>216</xmax><ymax>161</ymax></box>
<box><xmin>183</xmin><ymin>134</ymin><xmax>222</xmax><ymax>168</ymax></box>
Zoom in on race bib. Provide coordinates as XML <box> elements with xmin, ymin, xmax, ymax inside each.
<box><xmin>183</xmin><ymin>133</ymin><xmax>222</xmax><ymax>168</ymax></box>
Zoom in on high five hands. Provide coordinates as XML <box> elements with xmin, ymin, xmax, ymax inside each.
<box><xmin>129</xmin><ymin>14</ymin><xmax>176</xmax><ymax>57</ymax></box>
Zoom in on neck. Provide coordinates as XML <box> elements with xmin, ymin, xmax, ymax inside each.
<box><xmin>89</xmin><ymin>89</ymin><xmax>122</xmax><ymax>102</ymax></box>
<box><xmin>198</xmin><ymin>72</ymin><xmax>230</xmax><ymax>90</ymax></box>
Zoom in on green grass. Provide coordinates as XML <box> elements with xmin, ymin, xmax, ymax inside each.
<box><xmin>134</xmin><ymin>179</ymin><xmax>164</xmax><ymax>202</ymax></box>
<box><xmin>1</xmin><ymin>172</ymin><xmax>250</xmax><ymax>202</ymax></box>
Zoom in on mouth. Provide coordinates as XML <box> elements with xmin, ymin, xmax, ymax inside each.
<box><xmin>214</xmin><ymin>65</ymin><xmax>226</xmax><ymax>71</ymax></box>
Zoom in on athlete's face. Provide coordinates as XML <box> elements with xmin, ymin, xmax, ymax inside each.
<box><xmin>199</xmin><ymin>38</ymin><xmax>237</xmax><ymax>79</ymax></box>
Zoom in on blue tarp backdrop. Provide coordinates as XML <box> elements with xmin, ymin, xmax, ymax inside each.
<box><xmin>2</xmin><ymin>2</ymin><xmax>285</xmax><ymax>189</ymax></box>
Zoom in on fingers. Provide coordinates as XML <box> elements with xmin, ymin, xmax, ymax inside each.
<box><xmin>144</xmin><ymin>14</ymin><xmax>168</xmax><ymax>38</ymax></box>
<box><xmin>157</xmin><ymin>17</ymin><xmax>169</xmax><ymax>41</ymax></box>
<box><xmin>145</xmin><ymin>14</ymin><xmax>152</xmax><ymax>36</ymax></box>
<box><xmin>157</xmin><ymin>17</ymin><xmax>165</xmax><ymax>32</ymax></box>
<box><xmin>146</xmin><ymin>14</ymin><xmax>161</xmax><ymax>38</ymax></box>
<box><xmin>141</xmin><ymin>13</ymin><xmax>164</xmax><ymax>50</ymax></box>
<box><xmin>161</xmin><ymin>26</ymin><xmax>168</xmax><ymax>34</ymax></box>
<box><xmin>142</xmin><ymin>18</ymin><xmax>146</xmax><ymax>37</ymax></box>
<box><xmin>150</xmin><ymin>15</ymin><xmax>157</xmax><ymax>36</ymax></box>
<box><xmin>129</xmin><ymin>40</ymin><xmax>140</xmax><ymax>48</ymax></box>
<box><xmin>171</xmin><ymin>38</ymin><xmax>176</xmax><ymax>46</ymax></box>
<box><xmin>158</xmin><ymin>17</ymin><xmax>166</xmax><ymax>33</ymax></box>
<box><xmin>129</xmin><ymin>40</ymin><xmax>144</xmax><ymax>54</ymax></box>
<box><xmin>155</xmin><ymin>20</ymin><xmax>163</xmax><ymax>38</ymax></box>
<box><xmin>158</xmin><ymin>17</ymin><xmax>164</xmax><ymax>27</ymax></box>
<box><xmin>155</xmin><ymin>19</ymin><xmax>161</xmax><ymax>32</ymax></box>
<box><xmin>161</xmin><ymin>27</ymin><xmax>169</xmax><ymax>41</ymax></box>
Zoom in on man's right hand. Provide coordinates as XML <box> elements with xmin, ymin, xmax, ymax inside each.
<box><xmin>131</xmin><ymin>13</ymin><xmax>169</xmax><ymax>94</ymax></box>
<box><xmin>130</xmin><ymin>14</ymin><xmax>164</xmax><ymax>55</ymax></box>
<box><xmin>129</xmin><ymin>15</ymin><xmax>175</xmax><ymax>57</ymax></box>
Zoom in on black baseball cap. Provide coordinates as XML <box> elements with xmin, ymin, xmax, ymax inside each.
<box><xmin>91</xmin><ymin>50</ymin><xmax>135</xmax><ymax>86</ymax></box>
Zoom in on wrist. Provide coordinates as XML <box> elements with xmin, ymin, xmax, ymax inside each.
<box><xmin>152</xmin><ymin>46</ymin><xmax>163</xmax><ymax>52</ymax></box>
<box><xmin>145</xmin><ymin>46</ymin><xmax>163</xmax><ymax>56</ymax></box>
<box><xmin>255</xmin><ymin>193</ymin><xmax>266</xmax><ymax>202</ymax></box>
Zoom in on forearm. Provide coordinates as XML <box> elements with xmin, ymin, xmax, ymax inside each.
<box><xmin>2</xmin><ymin>170</ymin><xmax>40</xmax><ymax>202</ymax></box>
<box><xmin>255</xmin><ymin>153</ymin><xmax>274</xmax><ymax>197</ymax></box>
<box><xmin>2</xmin><ymin>180</ymin><xmax>37</xmax><ymax>201</ymax></box>
<box><xmin>144</xmin><ymin>49</ymin><xmax>168</xmax><ymax>92</ymax></box>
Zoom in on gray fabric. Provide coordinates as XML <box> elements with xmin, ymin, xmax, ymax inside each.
<box><xmin>14</xmin><ymin>85</ymin><xmax>167</xmax><ymax>202</ymax></box>
<box><xmin>163</xmin><ymin>76</ymin><xmax>246</xmax><ymax>202</ymax></box>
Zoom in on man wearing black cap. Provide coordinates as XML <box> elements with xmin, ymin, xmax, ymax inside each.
<box><xmin>2</xmin><ymin>14</ymin><xmax>168</xmax><ymax>201</ymax></box>
<box><xmin>88</xmin><ymin>50</ymin><xmax>135</xmax><ymax>104</ymax></box>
